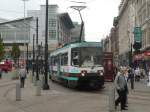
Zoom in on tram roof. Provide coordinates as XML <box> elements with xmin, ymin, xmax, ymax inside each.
<box><xmin>50</xmin><ymin>42</ymin><xmax>102</xmax><ymax>56</ymax></box>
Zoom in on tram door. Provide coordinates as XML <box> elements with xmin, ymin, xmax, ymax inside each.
<box><xmin>103</xmin><ymin>52</ymin><xmax>114</xmax><ymax>81</ymax></box>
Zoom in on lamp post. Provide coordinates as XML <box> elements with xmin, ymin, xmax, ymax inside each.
<box><xmin>43</xmin><ymin>0</ymin><xmax>49</xmax><ymax>90</ymax></box>
<box><xmin>21</xmin><ymin>0</ymin><xmax>29</xmax><ymax>68</ymax></box>
<box><xmin>32</xmin><ymin>34</ymin><xmax>35</xmax><ymax>79</ymax></box>
<box><xmin>36</xmin><ymin>17</ymin><xmax>39</xmax><ymax>80</ymax></box>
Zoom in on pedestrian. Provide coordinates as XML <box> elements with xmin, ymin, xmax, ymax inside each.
<box><xmin>19</xmin><ymin>66</ymin><xmax>27</xmax><ymax>88</ymax></box>
<box><xmin>124</xmin><ymin>68</ymin><xmax>129</xmax><ymax>107</ymax></box>
<box><xmin>0</xmin><ymin>68</ymin><xmax>2</xmax><ymax>79</ymax></box>
<box><xmin>147</xmin><ymin>68</ymin><xmax>150</xmax><ymax>87</ymax></box>
<box><xmin>135</xmin><ymin>67</ymin><xmax>140</xmax><ymax>81</ymax></box>
<box><xmin>128</xmin><ymin>68</ymin><xmax>134</xmax><ymax>89</ymax></box>
<box><xmin>115</xmin><ymin>67</ymin><xmax>128</xmax><ymax>110</ymax></box>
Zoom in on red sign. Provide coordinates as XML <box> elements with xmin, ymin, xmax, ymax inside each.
<box><xmin>144</xmin><ymin>51</ymin><xmax>150</xmax><ymax>56</ymax></box>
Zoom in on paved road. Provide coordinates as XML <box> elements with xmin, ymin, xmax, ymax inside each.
<box><xmin>1</xmin><ymin>72</ymin><xmax>150</xmax><ymax>112</ymax></box>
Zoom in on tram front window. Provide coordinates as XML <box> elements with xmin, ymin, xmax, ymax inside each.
<box><xmin>72</xmin><ymin>51</ymin><xmax>79</xmax><ymax>66</ymax></box>
<box><xmin>71</xmin><ymin>47</ymin><xmax>102</xmax><ymax>67</ymax></box>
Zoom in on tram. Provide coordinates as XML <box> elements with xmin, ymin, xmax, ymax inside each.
<box><xmin>49</xmin><ymin>42</ymin><xmax>104</xmax><ymax>89</ymax></box>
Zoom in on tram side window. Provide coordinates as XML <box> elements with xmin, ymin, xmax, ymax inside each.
<box><xmin>64</xmin><ymin>53</ymin><xmax>68</xmax><ymax>65</ymax></box>
<box><xmin>61</xmin><ymin>55</ymin><xmax>64</xmax><ymax>65</ymax></box>
<box><xmin>51</xmin><ymin>57</ymin><xmax>54</xmax><ymax>65</ymax></box>
<box><xmin>61</xmin><ymin>53</ymin><xmax>68</xmax><ymax>65</ymax></box>
<box><xmin>72</xmin><ymin>51</ymin><xmax>79</xmax><ymax>66</ymax></box>
<box><xmin>54</xmin><ymin>56</ymin><xmax>59</xmax><ymax>66</ymax></box>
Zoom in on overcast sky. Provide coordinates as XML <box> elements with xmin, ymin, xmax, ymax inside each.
<box><xmin>0</xmin><ymin>0</ymin><xmax>121</xmax><ymax>42</ymax></box>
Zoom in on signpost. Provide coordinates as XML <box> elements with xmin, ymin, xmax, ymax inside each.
<box><xmin>134</xmin><ymin>27</ymin><xmax>142</xmax><ymax>43</ymax></box>
<box><xmin>133</xmin><ymin>27</ymin><xmax>142</xmax><ymax>51</ymax></box>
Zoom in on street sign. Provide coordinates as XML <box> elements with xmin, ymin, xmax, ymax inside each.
<box><xmin>133</xmin><ymin>27</ymin><xmax>142</xmax><ymax>42</ymax></box>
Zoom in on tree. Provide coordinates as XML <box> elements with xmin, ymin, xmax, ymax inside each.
<box><xmin>0</xmin><ymin>38</ymin><xmax>5</xmax><ymax>61</ymax></box>
<box><xmin>11</xmin><ymin>43</ymin><xmax>20</xmax><ymax>64</ymax></box>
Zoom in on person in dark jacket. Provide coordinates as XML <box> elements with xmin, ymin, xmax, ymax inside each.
<box><xmin>115</xmin><ymin>67</ymin><xmax>128</xmax><ymax>110</ymax></box>
<box><xmin>128</xmin><ymin>68</ymin><xmax>134</xmax><ymax>89</ymax></box>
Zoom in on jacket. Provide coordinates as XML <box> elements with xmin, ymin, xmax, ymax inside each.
<box><xmin>115</xmin><ymin>72</ymin><xmax>127</xmax><ymax>91</ymax></box>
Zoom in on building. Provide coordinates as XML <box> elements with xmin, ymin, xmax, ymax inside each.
<box><xmin>27</xmin><ymin>5</ymin><xmax>83</xmax><ymax>50</ymax></box>
<box><xmin>117</xmin><ymin>0</ymin><xmax>136</xmax><ymax>66</ymax></box>
<box><xmin>28</xmin><ymin>5</ymin><xmax>60</xmax><ymax>50</ymax></box>
<box><xmin>132</xmin><ymin>0</ymin><xmax>150</xmax><ymax>68</ymax></box>
<box><xmin>0</xmin><ymin>18</ymin><xmax>8</xmax><ymax>23</ymax></box>
<box><xmin>137</xmin><ymin>0</ymin><xmax>150</xmax><ymax>50</ymax></box>
<box><xmin>0</xmin><ymin>4</ymin><xmax>85</xmax><ymax>68</ymax></box>
<box><xmin>71</xmin><ymin>22</ymin><xmax>85</xmax><ymax>42</ymax></box>
<box><xmin>110</xmin><ymin>17</ymin><xmax>119</xmax><ymax>66</ymax></box>
<box><xmin>58</xmin><ymin>13</ymin><xmax>75</xmax><ymax>45</ymax></box>
<box><xmin>0</xmin><ymin>17</ymin><xmax>33</xmax><ymax>60</ymax></box>
<box><xmin>102</xmin><ymin>36</ymin><xmax>111</xmax><ymax>53</ymax></box>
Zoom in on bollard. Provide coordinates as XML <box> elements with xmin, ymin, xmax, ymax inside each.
<box><xmin>109</xmin><ymin>86</ymin><xmax>115</xmax><ymax>112</ymax></box>
<box><xmin>41</xmin><ymin>75</ymin><xmax>45</xmax><ymax>88</ymax></box>
<box><xmin>33</xmin><ymin>74</ymin><xmax>36</xmax><ymax>86</ymax></box>
<box><xmin>16</xmin><ymin>83</ymin><xmax>21</xmax><ymax>101</ymax></box>
<box><xmin>36</xmin><ymin>80</ymin><xmax>41</xmax><ymax>96</ymax></box>
<box><xmin>29</xmin><ymin>71</ymin><xmax>33</xmax><ymax>83</ymax></box>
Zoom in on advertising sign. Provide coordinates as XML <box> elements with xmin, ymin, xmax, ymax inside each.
<box><xmin>134</xmin><ymin>27</ymin><xmax>142</xmax><ymax>42</ymax></box>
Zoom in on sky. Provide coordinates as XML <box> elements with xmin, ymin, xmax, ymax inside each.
<box><xmin>0</xmin><ymin>0</ymin><xmax>121</xmax><ymax>42</ymax></box>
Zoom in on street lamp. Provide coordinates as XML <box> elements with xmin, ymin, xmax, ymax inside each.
<box><xmin>21</xmin><ymin>0</ymin><xmax>29</xmax><ymax>68</ymax></box>
<box><xmin>43</xmin><ymin>0</ymin><xmax>49</xmax><ymax>90</ymax></box>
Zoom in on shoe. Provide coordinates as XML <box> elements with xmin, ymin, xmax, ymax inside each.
<box><xmin>121</xmin><ymin>108</ymin><xmax>128</xmax><ymax>110</ymax></box>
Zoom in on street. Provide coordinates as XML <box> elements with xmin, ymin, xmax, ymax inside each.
<box><xmin>0</xmin><ymin>72</ymin><xmax>150</xmax><ymax>112</ymax></box>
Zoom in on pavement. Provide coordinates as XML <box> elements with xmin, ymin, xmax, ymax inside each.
<box><xmin>0</xmin><ymin>71</ymin><xmax>150</xmax><ymax>112</ymax></box>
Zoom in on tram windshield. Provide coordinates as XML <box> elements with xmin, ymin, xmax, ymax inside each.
<box><xmin>71</xmin><ymin>47</ymin><xmax>103</xmax><ymax>67</ymax></box>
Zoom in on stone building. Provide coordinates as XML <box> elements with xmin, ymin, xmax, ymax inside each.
<box><xmin>117</xmin><ymin>0</ymin><xmax>136</xmax><ymax>66</ymax></box>
<box><xmin>110</xmin><ymin>17</ymin><xmax>119</xmax><ymax>66</ymax></box>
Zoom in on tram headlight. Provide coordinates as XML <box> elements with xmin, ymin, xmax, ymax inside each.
<box><xmin>97</xmin><ymin>70</ymin><xmax>103</xmax><ymax>76</ymax></box>
<box><xmin>81</xmin><ymin>73</ymin><xmax>85</xmax><ymax>76</ymax></box>
<box><xmin>81</xmin><ymin>70</ymin><xmax>87</xmax><ymax>76</ymax></box>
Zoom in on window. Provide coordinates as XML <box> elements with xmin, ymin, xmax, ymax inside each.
<box><xmin>48</xmin><ymin>19</ymin><xmax>56</xmax><ymax>27</ymax></box>
<box><xmin>61</xmin><ymin>53</ymin><xmax>68</xmax><ymax>65</ymax></box>
<box><xmin>71</xmin><ymin>51</ymin><xmax>79</xmax><ymax>66</ymax></box>
<box><xmin>49</xmin><ymin>30</ymin><xmax>56</xmax><ymax>39</ymax></box>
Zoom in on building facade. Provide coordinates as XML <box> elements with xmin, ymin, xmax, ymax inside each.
<box><xmin>0</xmin><ymin>4</ymin><xmax>85</xmax><ymax>66</ymax></box>
<box><xmin>136</xmin><ymin>0</ymin><xmax>150</xmax><ymax>50</ymax></box>
<box><xmin>110</xmin><ymin>17</ymin><xmax>119</xmax><ymax>66</ymax></box>
<box><xmin>28</xmin><ymin>5</ymin><xmax>60</xmax><ymax>50</ymax></box>
<box><xmin>28</xmin><ymin>5</ymin><xmax>84</xmax><ymax>50</ymax></box>
<box><xmin>0</xmin><ymin>17</ymin><xmax>33</xmax><ymax>59</ymax></box>
<box><xmin>71</xmin><ymin>22</ymin><xmax>85</xmax><ymax>42</ymax></box>
<box><xmin>117</xmin><ymin>0</ymin><xmax>137</xmax><ymax>66</ymax></box>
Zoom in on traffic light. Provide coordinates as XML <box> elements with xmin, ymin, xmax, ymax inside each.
<box><xmin>133</xmin><ymin>42</ymin><xmax>141</xmax><ymax>50</ymax></box>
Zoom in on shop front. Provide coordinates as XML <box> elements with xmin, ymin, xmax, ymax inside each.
<box><xmin>133</xmin><ymin>51</ymin><xmax>150</xmax><ymax>74</ymax></box>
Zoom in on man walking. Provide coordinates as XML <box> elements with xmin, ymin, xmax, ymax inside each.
<box><xmin>19</xmin><ymin>66</ymin><xmax>27</xmax><ymax>88</ymax></box>
<box><xmin>115</xmin><ymin>67</ymin><xmax>128</xmax><ymax>110</ymax></box>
